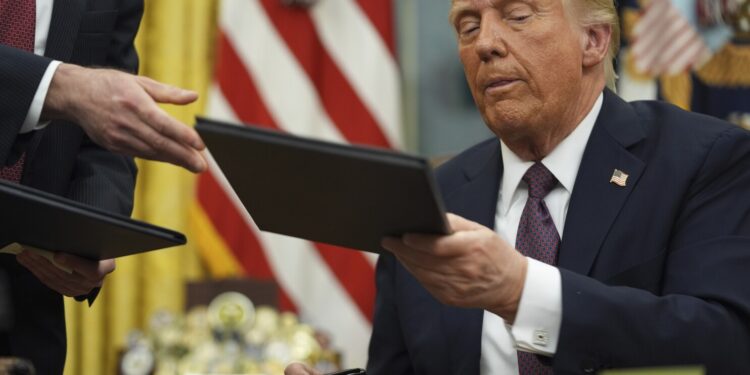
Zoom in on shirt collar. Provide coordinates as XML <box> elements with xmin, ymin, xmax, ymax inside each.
<box><xmin>498</xmin><ymin>92</ymin><xmax>603</xmax><ymax>215</ymax></box>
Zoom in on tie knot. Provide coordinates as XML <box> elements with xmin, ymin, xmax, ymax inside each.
<box><xmin>522</xmin><ymin>162</ymin><xmax>557</xmax><ymax>199</ymax></box>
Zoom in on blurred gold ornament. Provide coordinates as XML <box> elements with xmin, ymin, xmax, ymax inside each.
<box><xmin>208</xmin><ymin>292</ymin><xmax>256</xmax><ymax>334</ymax></box>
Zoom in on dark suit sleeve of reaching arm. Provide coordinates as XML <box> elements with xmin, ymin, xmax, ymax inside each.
<box><xmin>367</xmin><ymin>253</ymin><xmax>415</xmax><ymax>375</ymax></box>
<box><xmin>67</xmin><ymin>0</ymin><xmax>144</xmax><ymax>304</ymax></box>
<box><xmin>0</xmin><ymin>45</ymin><xmax>52</xmax><ymax>163</ymax></box>
<box><xmin>554</xmin><ymin>126</ymin><xmax>750</xmax><ymax>374</ymax></box>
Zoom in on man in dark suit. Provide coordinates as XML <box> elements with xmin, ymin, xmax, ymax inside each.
<box><xmin>0</xmin><ymin>0</ymin><xmax>206</xmax><ymax>373</ymax></box>
<box><xmin>287</xmin><ymin>0</ymin><xmax>750</xmax><ymax>374</ymax></box>
<box><xmin>367</xmin><ymin>0</ymin><xmax>750</xmax><ymax>374</ymax></box>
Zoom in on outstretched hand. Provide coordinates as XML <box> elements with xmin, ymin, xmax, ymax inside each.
<box><xmin>43</xmin><ymin>63</ymin><xmax>207</xmax><ymax>173</ymax></box>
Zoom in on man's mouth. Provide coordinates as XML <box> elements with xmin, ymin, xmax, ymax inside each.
<box><xmin>484</xmin><ymin>78</ymin><xmax>519</xmax><ymax>93</ymax></box>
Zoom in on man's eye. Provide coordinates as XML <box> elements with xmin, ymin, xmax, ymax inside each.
<box><xmin>461</xmin><ymin>26</ymin><xmax>479</xmax><ymax>35</ymax></box>
<box><xmin>458</xmin><ymin>22</ymin><xmax>480</xmax><ymax>36</ymax></box>
<box><xmin>509</xmin><ymin>14</ymin><xmax>530</xmax><ymax>22</ymax></box>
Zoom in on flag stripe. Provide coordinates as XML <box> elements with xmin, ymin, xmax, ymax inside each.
<box><xmin>311</xmin><ymin>0</ymin><xmax>403</xmax><ymax>148</ymax></box>
<box><xmin>653</xmin><ymin>23</ymin><xmax>693</xmax><ymax>67</ymax></box>
<box><xmin>356</xmin><ymin>0</ymin><xmax>396</xmax><ymax>56</ymax></box>
<box><xmin>220</xmin><ymin>0</ymin><xmax>344</xmax><ymax>142</ymax></box>
<box><xmin>257</xmin><ymin>0</ymin><xmax>391</xmax><ymax>148</ymax></box>
<box><xmin>198</xmin><ymin>168</ymin><xmax>275</xmax><ymax>279</ymax></box>
<box><xmin>630</xmin><ymin>0</ymin><xmax>710</xmax><ymax>75</ymax></box>
<box><xmin>189</xmin><ymin>202</ymin><xmax>245</xmax><ymax>277</ymax></box>
<box><xmin>315</xmin><ymin>243</ymin><xmax>376</xmax><ymax>321</ymax></box>
<box><xmin>215</xmin><ymin>33</ymin><xmax>277</xmax><ymax>129</ymax></box>
<box><xmin>215</xmin><ymin>30</ymin><xmax>376</xmax><ymax>323</ymax></box>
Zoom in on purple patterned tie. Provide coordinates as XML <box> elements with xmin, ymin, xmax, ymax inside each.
<box><xmin>0</xmin><ymin>0</ymin><xmax>35</xmax><ymax>183</ymax></box>
<box><xmin>516</xmin><ymin>162</ymin><xmax>559</xmax><ymax>374</ymax></box>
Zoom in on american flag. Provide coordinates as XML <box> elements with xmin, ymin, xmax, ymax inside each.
<box><xmin>194</xmin><ymin>0</ymin><xmax>401</xmax><ymax>368</ymax></box>
<box><xmin>630</xmin><ymin>0</ymin><xmax>712</xmax><ymax>76</ymax></box>
<box><xmin>610</xmin><ymin>169</ymin><xmax>629</xmax><ymax>187</ymax></box>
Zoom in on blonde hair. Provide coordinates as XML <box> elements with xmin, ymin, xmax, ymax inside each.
<box><xmin>568</xmin><ymin>0</ymin><xmax>621</xmax><ymax>91</ymax></box>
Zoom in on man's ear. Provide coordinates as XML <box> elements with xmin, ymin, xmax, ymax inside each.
<box><xmin>581</xmin><ymin>24</ymin><xmax>612</xmax><ymax>68</ymax></box>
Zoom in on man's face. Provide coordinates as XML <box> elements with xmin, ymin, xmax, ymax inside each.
<box><xmin>450</xmin><ymin>0</ymin><xmax>586</xmax><ymax>144</ymax></box>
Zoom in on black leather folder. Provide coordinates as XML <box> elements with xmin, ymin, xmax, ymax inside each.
<box><xmin>0</xmin><ymin>180</ymin><xmax>186</xmax><ymax>260</ymax></box>
<box><xmin>196</xmin><ymin>117</ymin><xmax>450</xmax><ymax>253</ymax></box>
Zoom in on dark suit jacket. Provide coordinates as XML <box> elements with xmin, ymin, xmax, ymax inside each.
<box><xmin>367</xmin><ymin>89</ymin><xmax>750</xmax><ymax>375</ymax></box>
<box><xmin>0</xmin><ymin>1</ymin><xmax>142</xmax><ymax>373</ymax></box>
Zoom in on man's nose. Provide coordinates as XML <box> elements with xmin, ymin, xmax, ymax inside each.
<box><xmin>475</xmin><ymin>15</ymin><xmax>508</xmax><ymax>61</ymax></box>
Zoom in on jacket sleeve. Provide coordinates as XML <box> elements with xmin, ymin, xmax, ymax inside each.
<box><xmin>0</xmin><ymin>45</ymin><xmax>52</xmax><ymax>164</ymax></box>
<box><xmin>554</xmin><ymin>126</ymin><xmax>750</xmax><ymax>374</ymax></box>
<box><xmin>367</xmin><ymin>253</ymin><xmax>416</xmax><ymax>375</ymax></box>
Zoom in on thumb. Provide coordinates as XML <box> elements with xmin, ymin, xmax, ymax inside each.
<box><xmin>446</xmin><ymin>212</ymin><xmax>485</xmax><ymax>232</ymax></box>
<box><xmin>136</xmin><ymin>76</ymin><xmax>198</xmax><ymax>105</ymax></box>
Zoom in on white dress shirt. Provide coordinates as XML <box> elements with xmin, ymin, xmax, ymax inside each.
<box><xmin>480</xmin><ymin>93</ymin><xmax>603</xmax><ymax>374</ymax></box>
<box><xmin>19</xmin><ymin>0</ymin><xmax>59</xmax><ymax>134</ymax></box>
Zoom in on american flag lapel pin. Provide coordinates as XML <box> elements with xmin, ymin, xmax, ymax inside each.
<box><xmin>610</xmin><ymin>169</ymin><xmax>629</xmax><ymax>187</ymax></box>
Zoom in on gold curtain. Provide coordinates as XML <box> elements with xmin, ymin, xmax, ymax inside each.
<box><xmin>64</xmin><ymin>1</ymin><xmax>219</xmax><ymax>374</ymax></box>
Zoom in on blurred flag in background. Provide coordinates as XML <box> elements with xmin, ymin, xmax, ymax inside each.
<box><xmin>618</xmin><ymin>0</ymin><xmax>750</xmax><ymax>129</ymax></box>
<box><xmin>192</xmin><ymin>0</ymin><xmax>402</xmax><ymax>368</ymax></box>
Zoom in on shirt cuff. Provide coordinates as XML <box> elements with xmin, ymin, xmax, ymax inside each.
<box><xmin>19</xmin><ymin>60</ymin><xmax>61</xmax><ymax>134</ymax></box>
<box><xmin>509</xmin><ymin>257</ymin><xmax>562</xmax><ymax>356</ymax></box>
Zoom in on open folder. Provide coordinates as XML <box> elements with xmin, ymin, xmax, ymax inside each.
<box><xmin>0</xmin><ymin>179</ymin><xmax>186</xmax><ymax>261</ymax></box>
<box><xmin>196</xmin><ymin>117</ymin><xmax>450</xmax><ymax>254</ymax></box>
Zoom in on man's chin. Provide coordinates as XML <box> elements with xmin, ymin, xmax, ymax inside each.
<box><xmin>482</xmin><ymin>102</ymin><xmax>531</xmax><ymax>129</ymax></box>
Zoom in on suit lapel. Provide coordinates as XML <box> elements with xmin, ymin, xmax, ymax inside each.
<box><xmin>44</xmin><ymin>0</ymin><xmax>85</xmax><ymax>61</ymax></box>
<box><xmin>558</xmin><ymin>89</ymin><xmax>647</xmax><ymax>275</ymax></box>
<box><xmin>439</xmin><ymin>139</ymin><xmax>502</xmax><ymax>374</ymax></box>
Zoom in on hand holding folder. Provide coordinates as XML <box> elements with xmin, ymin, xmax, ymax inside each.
<box><xmin>0</xmin><ymin>180</ymin><xmax>186</xmax><ymax>295</ymax></box>
<box><xmin>15</xmin><ymin>250</ymin><xmax>115</xmax><ymax>297</ymax></box>
<box><xmin>0</xmin><ymin>180</ymin><xmax>186</xmax><ymax>260</ymax></box>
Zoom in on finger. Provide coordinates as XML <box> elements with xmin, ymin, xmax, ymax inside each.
<box><xmin>136</xmin><ymin>76</ymin><xmax>198</xmax><ymax>105</ymax></box>
<box><xmin>446</xmin><ymin>213</ymin><xmax>485</xmax><ymax>232</ymax></box>
<box><xmin>380</xmin><ymin>238</ymin><xmax>442</xmax><ymax>269</ymax></box>
<box><xmin>401</xmin><ymin>233</ymin><xmax>447</xmax><ymax>254</ymax></box>
<box><xmin>135</xmin><ymin>101</ymin><xmax>205</xmax><ymax>150</ymax></box>
<box><xmin>381</xmin><ymin>236</ymin><xmax>411</xmax><ymax>253</ymax></box>
<box><xmin>18</xmin><ymin>253</ymin><xmax>89</xmax><ymax>296</ymax></box>
<box><xmin>124</xmin><ymin>114</ymin><xmax>207</xmax><ymax>172</ymax></box>
<box><xmin>26</xmin><ymin>252</ymin><xmax>96</xmax><ymax>291</ymax></box>
<box><xmin>55</xmin><ymin>254</ymin><xmax>115</xmax><ymax>283</ymax></box>
<box><xmin>128</xmin><ymin>123</ymin><xmax>207</xmax><ymax>173</ymax></box>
